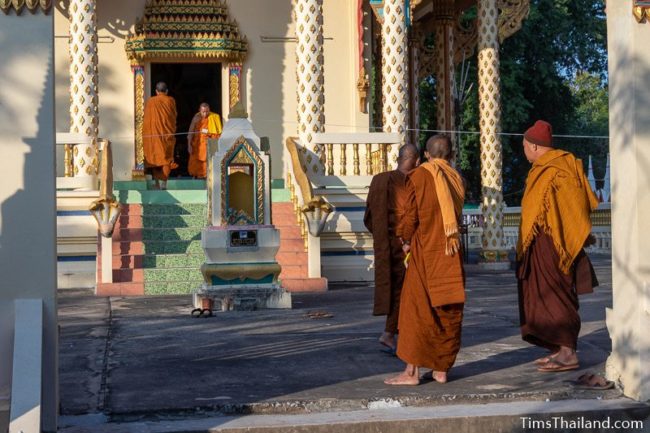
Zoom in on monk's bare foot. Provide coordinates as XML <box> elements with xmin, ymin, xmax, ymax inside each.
<box><xmin>384</xmin><ymin>365</ymin><xmax>419</xmax><ymax>386</ymax></box>
<box><xmin>421</xmin><ymin>370</ymin><xmax>448</xmax><ymax>383</ymax></box>
<box><xmin>379</xmin><ymin>332</ymin><xmax>396</xmax><ymax>350</ymax></box>
<box><xmin>534</xmin><ymin>351</ymin><xmax>560</xmax><ymax>365</ymax></box>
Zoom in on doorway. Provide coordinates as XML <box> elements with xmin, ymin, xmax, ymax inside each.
<box><xmin>150</xmin><ymin>63</ymin><xmax>222</xmax><ymax>177</ymax></box>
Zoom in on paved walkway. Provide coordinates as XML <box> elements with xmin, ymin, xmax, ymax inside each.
<box><xmin>58</xmin><ymin>255</ymin><xmax>637</xmax><ymax>431</ymax></box>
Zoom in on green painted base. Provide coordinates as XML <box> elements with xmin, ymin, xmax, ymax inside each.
<box><xmin>200</xmin><ymin>262</ymin><xmax>281</xmax><ymax>286</ymax></box>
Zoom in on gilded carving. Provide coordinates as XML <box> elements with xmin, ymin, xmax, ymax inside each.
<box><xmin>133</xmin><ymin>65</ymin><xmax>145</xmax><ymax>178</ymax></box>
<box><xmin>220</xmin><ymin>136</ymin><xmax>264</xmax><ymax>226</ymax></box>
<box><xmin>229</xmin><ymin>64</ymin><xmax>242</xmax><ymax>109</ymax></box>
<box><xmin>125</xmin><ymin>0</ymin><xmax>248</xmax><ymax>63</ymax></box>
<box><xmin>634</xmin><ymin>1</ymin><xmax>650</xmax><ymax>22</ymax></box>
<box><xmin>1</xmin><ymin>0</ymin><xmax>51</xmax><ymax>14</ymax></box>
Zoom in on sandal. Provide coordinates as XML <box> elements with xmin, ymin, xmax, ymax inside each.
<box><xmin>537</xmin><ymin>359</ymin><xmax>580</xmax><ymax>372</ymax></box>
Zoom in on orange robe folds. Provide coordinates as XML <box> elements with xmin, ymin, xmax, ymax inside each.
<box><xmin>517</xmin><ymin>150</ymin><xmax>599</xmax><ymax>351</ymax></box>
<box><xmin>363</xmin><ymin>170</ymin><xmax>409</xmax><ymax>333</ymax></box>
<box><xmin>188</xmin><ymin>113</ymin><xmax>222</xmax><ymax>179</ymax></box>
<box><xmin>142</xmin><ymin>94</ymin><xmax>177</xmax><ymax>180</ymax></box>
<box><xmin>396</xmin><ymin>164</ymin><xmax>465</xmax><ymax>372</ymax></box>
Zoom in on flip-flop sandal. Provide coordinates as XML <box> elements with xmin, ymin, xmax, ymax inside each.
<box><xmin>379</xmin><ymin>341</ymin><xmax>397</xmax><ymax>356</ymax></box>
<box><xmin>537</xmin><ymin>359</ymin><xmax>580</xmax><ymax>372</ymax></box>
<box><xmin>568</xmin><ymin>373</ymin><xmax>615</xmax><ymax>390</ymax></box>
<box><xmin>534</xmin><ymin>353</ymin><xmax>559</xmax><ymax>365</ymax></box>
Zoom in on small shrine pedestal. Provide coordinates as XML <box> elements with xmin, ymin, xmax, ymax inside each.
<box><xmin>193</xmin><ymin>105</ymin><xmax>291</xmax><ymax>311</ymax></box>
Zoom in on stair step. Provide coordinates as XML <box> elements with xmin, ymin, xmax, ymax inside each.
<box><xmin>114</xmin><ymin>228</ymin><xmax>202</xmax><ymax>242</ymax></box>
<box><xmin>145</xmin><ymin>281</ymin><xmax>203</xmax><ymax>295</ymax></box>
<box><xmin>276</xmin><ymin>251</ymin><xmax>308</xmax><ymax>265</ymax></box>
<box><xmin>96</xmin><ymin>282</ymin><xmax>144</xmax><ymax>296</ymax></box>
<box><xmin>281</xmin><ymin>277</ymin><xmax>328</xmax><ymax>292</ymax></box>
<box><xmin>112</xmin><ymin>254</ymin><xmax>204</xmax><ymax>270</ymax></box>
<box><xmin>277</xmin><ymin>239</ymin><xmax>306</xmax><ymax>251</ymax></box>
<box><xmin>114</xmin><ymin>179</ymin><xmax>206</xmax><ymax>191</ymax></box>
<box><xmin>279</xmin><ymin>264</ymin><xmax>308</xmax><ymax>279</ymax></box>
<box><xmin>116</xmin><ymin>190</ymin><xmax>208</xmax><ymax>204</ymax></box>
<box><xmin>143</xmin><ymin>268</ymin><xmax>203</xmax><ymax>282</ymax></box>
<box><xmin>113</xmin><ymin>268</ymin><xmax>144</xmax><ymax>283</ymax></box>
<box><xmin>120</xmin><ymin>203</ymin><xmax>207</xmax><ymax>217</ymax></box>
<box><xmin>113</xmin><ymin>240</ymin><xmax>203</xmax><ymax>255</ymax></box>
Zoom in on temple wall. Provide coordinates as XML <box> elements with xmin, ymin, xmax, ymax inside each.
<box><xmin>0</xmin><ymin>11</ymin><xmax>58</xmax><ymax>430</ymax></box>
<box><xmin>606</xmin><ymin>0</ymin><xmax>650</xmax><ymax>402</ymax></box>
<box><xmin>53</xmin><ymin>0</ymin><xmax>368</xmax><ymax>181</ymax></box>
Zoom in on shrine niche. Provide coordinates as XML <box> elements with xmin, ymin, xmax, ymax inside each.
<box><xmin>125</xmin><ymin>0</ymin><xmax>248</xmax><ymax>178</ymax></box>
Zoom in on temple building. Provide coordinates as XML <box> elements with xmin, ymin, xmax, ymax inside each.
<box><xmin>3</xmin><ymin>1</ymin><xmax>647</xmax><ymax>430</ymax></box>
<box><xmin>43</xmin><ymin>0</ymin><xmax>536</xmax><ymax>296</ymax></box>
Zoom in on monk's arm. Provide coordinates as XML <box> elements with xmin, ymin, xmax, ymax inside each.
<box><xmin>187</xmin><ymin>114</ymin><xmax>199</xmax><ymax>153</ymax></box>
<box><xmin>396</xmin><ymin>178</ymin><xmax>418</xmax><ymax>242</ymax></box>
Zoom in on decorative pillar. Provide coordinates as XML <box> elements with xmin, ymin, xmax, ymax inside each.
<box><xmin>477</xmin><ymin>0</ymin><xmax>508</xmax><ymax>267</ymax></box>
<box><xmin>382</xmin><ymin>0</ymin><xmax>408</xmax><ymax>168</ymax></box>
<box><xmin>295</xmin><ymin>0</ymin><xmax>325</xmax><ymax>279</ymax></box>
<box><xmin>229</xmin><ymin>63</ymin><xmax>242</xmax><ymax>109</ymax></box>
<box><xmin>131</xmin><ymin>63</ymin><xmax>145</xmax><ymax>179</ymax></box>
<box><xmin>432</xmin><ymin>2</ymin><xmax>457</xmax><ymax>157</ymax></box>
<box><xmin>408</xmin><ymin>24</ymin><xmax>423</xmax><ymax>146</ymax></box>
<box><xmin>69</xmin><ymin>0</ymin><xmax>99</xmax><ymax>181</ymax></box>
<box><xmin>295</xmin><ymin>0</ymin><xmax>325</xmax><ymax>175</ymax></box>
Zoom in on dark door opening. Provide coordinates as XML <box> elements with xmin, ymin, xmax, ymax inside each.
<box><xmin>150</xmin><ymin>63</ymin><xmax>222</xmax><ymax>178</ymax></box>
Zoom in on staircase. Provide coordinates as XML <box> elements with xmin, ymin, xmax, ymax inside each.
<box><xmin>96</xmin><ymin>180</ymin><xmax>326</xmax><ymax>296</ymax></box>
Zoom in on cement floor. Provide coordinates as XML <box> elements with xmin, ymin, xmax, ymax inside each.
<box><xmin>58</xmin><ymin>256</ymin><xmax>621</xmax><ymax>424</ymax></box>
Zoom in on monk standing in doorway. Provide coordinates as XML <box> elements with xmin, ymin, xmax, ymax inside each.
<box><xmin>143</xmin><ymin>81</ymin><xmax>177</xmax><ymax>190</ymax></box>
<box><xmin>187</xmin><ymin>102</ymin><xmax>222</xmax><ymax>179</ymax></box>
<box><xmin>385</xmin><ymin>135</ymin><xmax>466</xmax><ymax>385</ymax></box>
<box><xmin>364</xmin><ymin>144</ymin><xmax>419</xmax><ymax>355</ymax></box>
<box><xmin>517</xmin><ymin>120</ymin><xmax>599</xmax><ymax>372</ymax></box>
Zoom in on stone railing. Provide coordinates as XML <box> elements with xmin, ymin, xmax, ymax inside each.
<box><xmin>313</xmin><ymin>132</ymin><xmax>401</xmax><ymax>177</ymax></box>
<box><xmin>56</xmin><ymin>132</ymin><xmax>100</xmax><ymax>190</ymax></box>
<box><xmin>462</xmin><ymin>203</ymin><xmax>612</xmax><ymax>252</ymax></box>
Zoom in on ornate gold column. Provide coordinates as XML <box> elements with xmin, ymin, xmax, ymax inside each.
<box><xmin>131</xmin><ymin>62</ymin><xmax>145</xmax><ymax>179</ymax></box>
<box><xmin>382</xmin><ymin>0</ymin><xmax>408</xmax><ymax>167</ymax></box>
<box><xmin>229</xmin><ymin>63</ymin><xmax>242</xmax><ymax>109</ymax></box>
<box><xmin>69</xmin><ymin>0</ymin><xmax>99</xmax><ymax>180</ymax></box>
<box><xmin>408</xmin><ymin>24</ymin><xmax>423</xmax><ymax>146</ymax></box>
<box><xmin>432</xmin><ymin>2</ymin><xmax>457</xmax><ymax>157</ymax></box>
<box><xmin>295</xmin><ymin>0</ymin><xmax>325</xmax><ymax>175</ymax></box>
<box><xmin>477</xmin><ymin>0</ymin><xmax>508</xmax><ymax>267</ymax></box>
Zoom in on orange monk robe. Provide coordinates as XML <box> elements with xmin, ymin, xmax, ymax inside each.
<box><xmin>395</xmin><ymin>163</ymin><xmax>465</xmax><ymax>372</ymax></box>
<box><xmin>188</xmin><ymin>112</ymin><xmax>222</xmax><ymax>179</ymax></box>
<box><xmin>363</xmin><ymin>170</ymin><xmax>409</xmax><ymax>333</ymax></box>
<box><xmin>143</xmin><ymin>94</ymin><xmax>177</xmax><ymax>180</ymax></box>
<box><xmin>517</xmin><ymin>149</ymin><xmax>599</xmax><ymax>351</ymax></box>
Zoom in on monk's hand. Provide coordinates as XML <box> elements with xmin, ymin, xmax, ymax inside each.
<box><xmin>446</xmin><ymin>236</ymin><xmax>461</xmax><ymax>256</ymax></box>
<box><xmin>402</xmin><ymin>242</ymin><xmax>411</xmax><ymax>255</ymax></box>
<box><xmin>187</xmin><ymin>143</ymin><xmax>192</xmax><ymax>155</ymax></box>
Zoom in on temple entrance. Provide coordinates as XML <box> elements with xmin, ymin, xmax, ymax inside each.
<box><xmin>150</xmin><ymin>63</ymin><xmax>222</xmax><ymax>177</ymax></box>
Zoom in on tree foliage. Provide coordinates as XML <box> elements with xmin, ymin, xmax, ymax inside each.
<box><xmin>420</xmin><ymin>0</ymin><xmax>608</xmax><ymax>205</ymax></box>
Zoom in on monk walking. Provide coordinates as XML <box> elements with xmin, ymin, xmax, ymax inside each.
<box><xmin>187</xmin><ymin>102</ymin><xmax>222</xmax><ymax>179</ymax></box>
<box><xmin>517</xmin><ymin>120</ymin><xmax>599</xmax><ymax>372</ymax></box>
<box><xmin>143</xmin><ymin>81</ymin><xmax>177</xmax><ymax>190</ymax></box>
<box><xmin>364</xmin><ymin>144</ymin><xmax>419</xmax><ymax>355</ymax></box>
<box><xmin>385</xmin><ymin>135</ymin><xmax>466</xmax><ymax>385</ymax></box>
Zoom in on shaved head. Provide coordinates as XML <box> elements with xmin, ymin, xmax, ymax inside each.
<box><xmin>155</xmin><ymin>81</ymin><xmax>168</xmax><ymax>93</ymax></box>
<box><xmin>425</xmin><ymin>134</ymin><xmax>452</xmax><ymax>161</ymax></box>
<box><xmin>398</xmin><ymin>143</ymin><xmax>419</xmax><ymax>162</ymax></box>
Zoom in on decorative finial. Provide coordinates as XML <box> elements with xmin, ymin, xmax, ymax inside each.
<box><xmin>229</xmin><ymin>101</ymin><xmax>249</xmax><ymax>119</ymax></box>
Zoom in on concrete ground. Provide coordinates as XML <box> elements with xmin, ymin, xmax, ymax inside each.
<box><xmin>57</xmin><ymin>256</ymin><xmax>650</xmax><ymax>432</ymax></box>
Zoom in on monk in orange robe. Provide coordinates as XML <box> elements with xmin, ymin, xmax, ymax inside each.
<box><xmin>516</xmin><ymin>120</ymin><xmax>599</xmax><ymax>372</ymax></box>
<box><xmin>187</xmin><ymin>102</ymin><xmax>222</xmax><ymax>179</ymax></box>
<box><xmin>385</xmin><ymin>135</ymin><xmax>466</xmax><ymax>385</ymax></box>
<box><xmin>143</xmin><ymin>81</ymin><xmax>177</xmax><ymax>189</ymax></box>
<box><xmin>364</xmin><ymin>144</ymin><xmax>419</xmax><ymax>354</ymax></box>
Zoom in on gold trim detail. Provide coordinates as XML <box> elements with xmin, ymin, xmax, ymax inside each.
<box><xmin>220</xmin><ymin>136</ymin><xmax>264</xmax><ymax>226</ymax></box>
<box><xmin>634</xmin><ymin>1</ymin><xmax>650</xmax><ymax>22</ymax></box>
<box><xmin>125</xmin><ymin>0</ymin><xmax>247</xmax><ymax>63</ymax></box>
<box><xmin>229</xmin><ymin>63</ymin><xmax>242</xmax><ymax>109</ymax></box>
<box><xmin>132</xmin><ymin>64</ymin><xmax>145</xmax><ymax>179</ymax></box>
<box><xmin>0</xmin><ymin>0</ymin><xmax>51</xmax><ymax>14</ymax></box>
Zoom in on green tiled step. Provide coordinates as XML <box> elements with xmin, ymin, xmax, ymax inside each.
<box><xmin>139</xmin><ymin>204</ymin><xmax>207</xmax><ymax>216</ymax></box>
<box><xmin>139</xmin><ymin>228</ymin><xmax>202</xmax><ymax>241</ymax></box>
<box><xmin>144</xmin><ymin>268</ymin><xmax>203</xmax><ymax>282</ymax></box>
<box><xmin>141</xmin><ymin>254</ymin><xmax>204</xmax><ymax>268</ymax></box>
<box><xmin>141</xmin><ymin>214</ymin><xmax>206</xmax><ymax>228</ymax></box>
<box><xmin>145</xmin><ymin>280</ymin><xmax>204</xmax><ymax>295</ymax></box>
<box><xmin>118</xmin><ymin>190</ymin><xmax>207</xmax><ymax>204</ymax></box>
<box><xmin>138</xmin><ymin>240</ymin><xmax>204</xmax><ymax>254</ymax></box>
<box><xmin>114</xmin><ymin>180</ymin><xmax>206</xmax><ymax>191</ymax></box>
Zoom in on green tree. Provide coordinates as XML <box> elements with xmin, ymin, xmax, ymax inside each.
<box><xmin>420</xmin><ymin>0</ymin><xmax>608</xmax><ymax>205</ymax></box>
